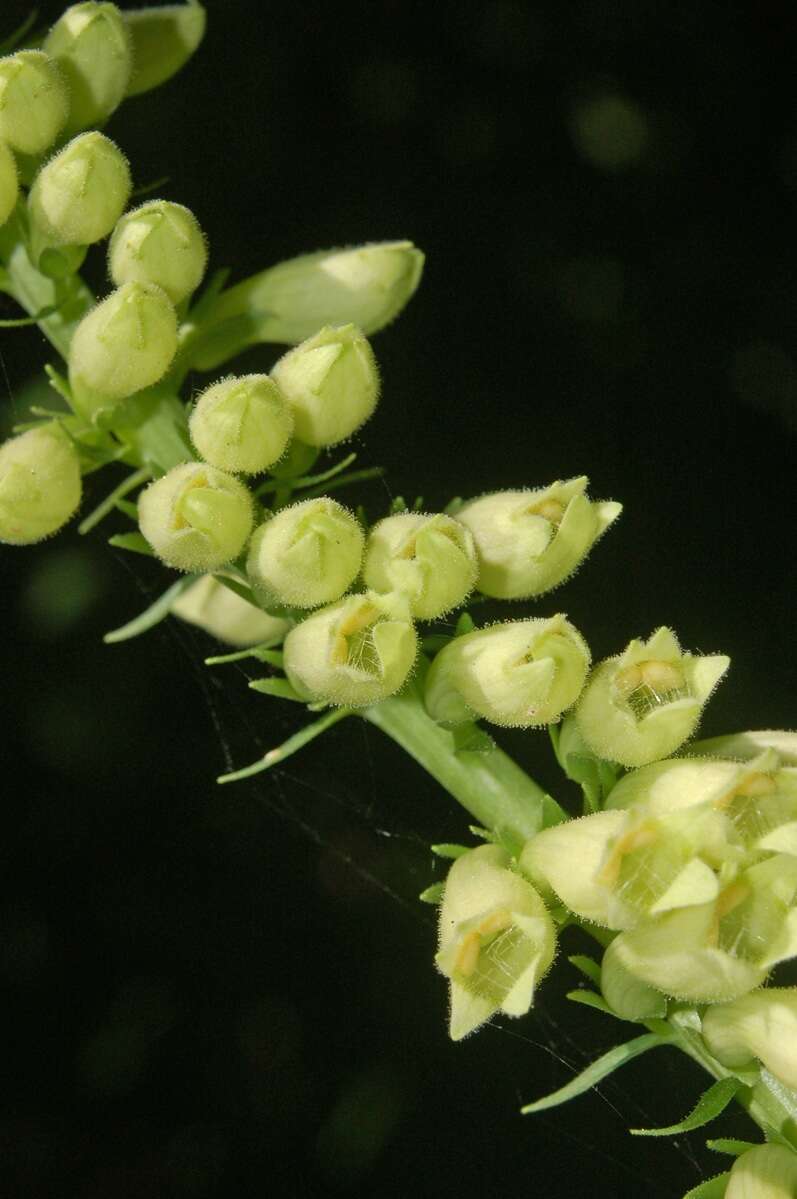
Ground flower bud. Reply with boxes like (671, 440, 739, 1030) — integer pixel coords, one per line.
(702, 989, 797, 1090)
(0, 51, 69, 156)
(189, 374, 293, 475)
(247, 497, 364, 609)
(138, 462, 253, 572)
(0, 138, 18, 228)
(28, 132, 131, 250)
(457, 477, 621, 600)
(436, 844, 556, 1040)
(171, 574, 289, 647)
(362, 512, 477, 620)
(108, 200, 207, 304)
(425, 615, 590, 728)
(123, 1, 206, 97)
(44, 2, 132, 135)
(575, 626, 730, 768)
(283, 590, 417, 707)
(725, 1145, 797, 1199)
(69, 282, 178, 416)
(0, 423, 81, 544)
(270, 324, 379, 447)
(600, 936, 666, 1021)
(189, 241, 424, 369)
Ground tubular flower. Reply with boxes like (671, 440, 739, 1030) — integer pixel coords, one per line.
(456, 476, 621, 600)
(138, 463, 253, 572)
(424, 615, 590, 728)
(575, 626, 730, 767)
(362, 512, 478, 620)
(436, 845, 556, 1041)
(283, 590, 417, 707)
(171, 575, 289, 648)
(0, 424, 81, 545)
(189, 374, 293, 476)
(247, 497, 364, 609)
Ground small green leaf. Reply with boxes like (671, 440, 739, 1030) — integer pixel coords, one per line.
(630, 1077, 742, 1138)
(114, 499, 139, 520)
(301, 465, 384, 501)
(390, 496, 408, 514)
(431, 843, 470, 860)
(254, 452, 357, 498)
(521, 1033, 668, 1114)
(108, 531, 154, 557)
(79, 466, 150, 534)
(681, 1174, 731, 1199)
(707, 1138, 758, 1157)
(569, 954, 602, 985)
(419, 883, 445, 905)
(248, 677, 303, 702)
(104, 575, 197, 643)
(217, 707, 353, 784)
(453, 724, 495, 754)
(455, 611, 476, 636)
(205, 635, 288, 665)
(566, 990, 616, 1017)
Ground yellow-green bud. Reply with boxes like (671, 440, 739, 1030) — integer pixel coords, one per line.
(171, 574, 289, 647)
(599, 936, 666, 1021)
(725, 1145, 797, 1199)
(520, 809, 628, 925)
(69, 282, 178, 416)
(270, 324, 379, 447)
(457, 476, 622, 600)
(283, 590, 417, 707)
(702, 989, 797, 1091)
(425, 615, 590, 728)
(138, 463, 253, 572)
(189, 374, 293, 475)
(28, 132, 131, 249)
(0, 423, 81, 544)
(247, 498, 364, 609)
(436, 844, 556, 1041)
(123, 1, 206, 98)
(362, 512, 477, 620)
(0, 51, 68, 156)
(108, 200, 208, 304)
(0, 138, 18, 228)
(44, 2, 132, 135)
(575, 627, 730, 767)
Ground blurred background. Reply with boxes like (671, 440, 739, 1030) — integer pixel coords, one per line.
(2, 0, 797, 1194)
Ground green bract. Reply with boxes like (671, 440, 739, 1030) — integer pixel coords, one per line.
(575, 627, 730, 767)
(109, 200, 208, 304)
(189, 375, 293, 475)
(362, 512, 477, 620)
(0, 138, 18, 228)
(425, 615, 590, 728)
(123, 1, 206, 97)
(457, 476, 621, 600)
(436, 845, 556, 1041)
(69, 282, 178, 416)
(270, 324, 379, 448)
(0, 51, 69, 156)
(247, 497, 364, 609)
(725, 1145, 797, 1199)
(28, 132, 131, 250)
(702, 988, 797, 1091)
(44, 2, 132, 135)
(283, 590, 417, 707)
(171, 575, 289, 648)
(0, 424, 81, 545)
(138, 463, 253, 572)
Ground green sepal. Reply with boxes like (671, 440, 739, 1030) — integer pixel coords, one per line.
(205, 635, 289, 665)
(217, 707, 353, 783)
(431, 843, 471, 860)
(568, 954, 602, 985)
(419, 883, 445, 905)
(521, 1031, 669, 1114)
(453, 724, 495, 754)
(682, 1175, 732, 1199)
(630, 1076, 742, 1137)
(707, 1139, 759, 1157)
(123, 1, 206, 97)
(248, 677, 304, 703)
(565, 989, 616, 1017)
(108, 530, 153, 556)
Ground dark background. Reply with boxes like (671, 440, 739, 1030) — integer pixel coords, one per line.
(2, 0, 797, 1195)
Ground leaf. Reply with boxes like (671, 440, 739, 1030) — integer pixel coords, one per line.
(79, 467, 150, 534)
(566, 990, 616, 1017)
(520, 1033, 668, 1114)
(419, 883, 445, 905)
(108, 532, 154, 557)
(217, 707, 353, 783)
(706, 1138, 758, 1157)
(681, 1174, 731, 1199)
(254, 452, 357, 498)
(205, 635, 288, 665)
(248, 677, 303, 703)
(453, 724, 495, 754)
(569, 954, 602, 985)
(630, 1077, 742, 1138)
(103, 576, 197, 643)
(114, 499, 139, 520)
(430, 843, 470, 860)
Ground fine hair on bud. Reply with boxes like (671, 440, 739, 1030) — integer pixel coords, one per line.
(189, 375, 293, 476)
(44, 2, 133, 135)
(0, 423, 82, 544)
(0, 51, 69, 156)
(457, 476, 622, 600)
(270, 324, 380, 447)
(109, 200, 208, 305)
(247, 497, 364, 609)
(283, 590, 417, 707)
(362, 511, 478, 620)
(28, 132, 132, 250)
(0, 139, 18, 228)
(138, 463, 254, 572)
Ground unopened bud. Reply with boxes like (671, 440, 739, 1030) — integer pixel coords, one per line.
(109, 200, 207, 304)
(0, 138, 18, 228)
(123, 1, 206, 98)
(457, 476, 621, 600)
(69, 282, 178, 416)
(189, 374, 292, 475)
(271, 324, 379, 447)
(138, 462, 253, 572)
(600, 936, 666, 1020)
(28, 132, 131, 250)
(702, 989, 797, 1091)
(362, 512, 477, 620)
(283, 590, 417, 707)
(436, 844, 556, 1040)
(171, 574, 289, 647)
(0, 51, 68, 156)
(0, 423, 81, 544)
(44, 2, 132, 135)
(247, 497, 363, 609)
(575, 627, 730, 767)
(725, 1144, 797, 1199)
(425, 615, 590, 728)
